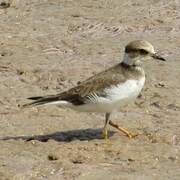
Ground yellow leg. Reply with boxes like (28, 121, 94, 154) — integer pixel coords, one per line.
(102, 113, 111, 140)
(109, 120, 138, 139)
(102, 127, 108, 140)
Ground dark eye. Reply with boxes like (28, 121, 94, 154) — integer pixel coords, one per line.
(125, 48, 136, 53)
(139, 49, 148, 55)
(125, 48, 130, 53)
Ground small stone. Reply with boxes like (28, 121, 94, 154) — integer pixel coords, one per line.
(172, 135, 178, 145)
(0, 1, 10, 9)
(128, 158, 135, 162)
(31, 140, 36, 145)
(168, 156, 177, 161)
(150, 101, 161, 109)
(155, 82, 166, 88)
(71, 14, 80, 18)
(50, 169, 56, 174)
(48, 154, 58, 161)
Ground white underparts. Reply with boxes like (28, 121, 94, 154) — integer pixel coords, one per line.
(74, 77, 145, 112)
(42, 77, 145, 113)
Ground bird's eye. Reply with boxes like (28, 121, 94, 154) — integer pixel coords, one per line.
(125, 48, 130, 53)
(139, 49, 148, 55)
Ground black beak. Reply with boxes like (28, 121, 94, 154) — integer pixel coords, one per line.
(151, 53, 166, 61)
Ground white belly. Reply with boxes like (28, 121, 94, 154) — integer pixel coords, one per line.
(72, 77, 145, 113)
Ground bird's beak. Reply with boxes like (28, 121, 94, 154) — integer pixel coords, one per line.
(151, 53, 166, 61)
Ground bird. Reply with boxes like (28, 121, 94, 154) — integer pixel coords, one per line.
(22, 40, 166, 139)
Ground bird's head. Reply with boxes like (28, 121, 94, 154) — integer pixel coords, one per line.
(123, 40, 166, 66)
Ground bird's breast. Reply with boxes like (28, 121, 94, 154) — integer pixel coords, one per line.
(105, 76, 145, 103)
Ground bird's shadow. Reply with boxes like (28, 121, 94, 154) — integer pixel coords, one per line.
(0, 128, 115, 142)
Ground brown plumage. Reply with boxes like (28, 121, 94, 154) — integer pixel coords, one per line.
(125, 40, 155, 53)
(22, 62, 144, 108)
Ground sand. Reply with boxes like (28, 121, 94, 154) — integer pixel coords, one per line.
(0, 0, 180, 179)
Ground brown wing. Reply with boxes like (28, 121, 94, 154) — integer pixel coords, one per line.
(22, 64, 128, 107)
(73, 64, 126, 96)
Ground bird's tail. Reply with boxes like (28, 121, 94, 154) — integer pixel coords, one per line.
(21, 95, 63, 108)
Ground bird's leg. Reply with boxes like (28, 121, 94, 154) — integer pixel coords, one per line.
(109, 120, 138, 139)
(102, 113, 111, 140)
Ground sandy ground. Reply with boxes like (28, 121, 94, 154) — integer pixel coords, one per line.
(0, 0, 180, 179)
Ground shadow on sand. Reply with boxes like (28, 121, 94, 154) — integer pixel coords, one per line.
(0, 128, 115, 142)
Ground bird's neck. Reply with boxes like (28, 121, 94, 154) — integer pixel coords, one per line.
(120, 62, 143, 72)
(120, 61, 145, 78)
(122, 53, 142, 67)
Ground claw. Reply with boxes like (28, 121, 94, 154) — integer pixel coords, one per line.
(126, 132, 138, 139)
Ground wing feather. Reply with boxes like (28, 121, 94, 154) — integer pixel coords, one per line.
(22, 64, 134, 108)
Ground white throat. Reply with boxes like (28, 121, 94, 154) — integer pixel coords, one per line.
(122, 53, 142, 66)
(123, 53, 134, 65)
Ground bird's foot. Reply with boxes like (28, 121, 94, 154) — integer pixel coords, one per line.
(125, 132, 138, 139)
(109, 120, 138, 139)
